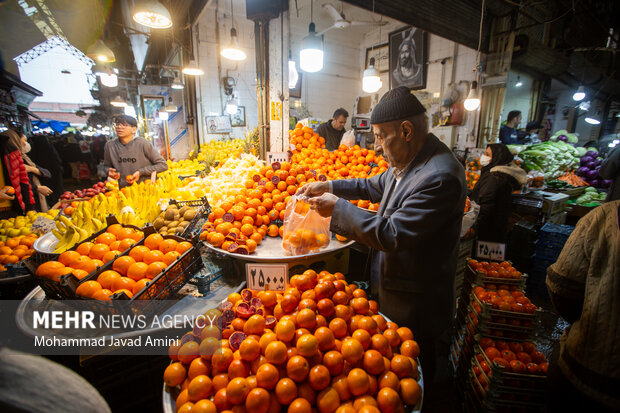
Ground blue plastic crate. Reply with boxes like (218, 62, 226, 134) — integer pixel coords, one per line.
(535, 223, 574, 261)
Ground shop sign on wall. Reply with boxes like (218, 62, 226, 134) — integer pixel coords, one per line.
(270, 101, 282, 121)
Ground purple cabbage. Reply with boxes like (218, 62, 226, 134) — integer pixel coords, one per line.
(557, 135, 568, 142)
(586, 161, 597, 169)
(590, 179, 600, 187)
(586, 169, 599, 180)
(580, 156, 593, 166)
(585, 150, 598, 158)
(601, 179, 612, 188)
(593, 158, 603, 167)
(577, 166, 590, 176)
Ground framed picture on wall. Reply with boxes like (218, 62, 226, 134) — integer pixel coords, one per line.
(289, 72, 302, 98)
(365, 43, 389, 73)
(389, 26, 427, 90)
(206, 115, 232, 133)
(231, 106, 246, 127)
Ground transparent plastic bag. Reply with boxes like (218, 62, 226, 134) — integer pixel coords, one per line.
(281, 196, 332, 255)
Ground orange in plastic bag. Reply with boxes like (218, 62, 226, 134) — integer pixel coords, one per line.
(281, 196, 332, 255)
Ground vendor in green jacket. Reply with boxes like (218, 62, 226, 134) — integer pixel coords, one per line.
(298, 87, 466, 407)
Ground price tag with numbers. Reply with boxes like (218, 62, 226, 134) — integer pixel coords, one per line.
(476, 241, 506, 261)
(245, 263, 288, 292)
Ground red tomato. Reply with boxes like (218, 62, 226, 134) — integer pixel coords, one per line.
(492, 357, 511, 372)
(484, 347, 501, 360)
(517, 352, 532, 364)
(526, 363, 540, 375)
(509, 359, 526, 374)
(502, 350, 516, 361)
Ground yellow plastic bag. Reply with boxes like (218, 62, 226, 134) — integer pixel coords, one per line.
(281, 196, 331, 255)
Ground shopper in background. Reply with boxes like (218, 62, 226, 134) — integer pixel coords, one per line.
(316, 108, 349, 151)
(29, 133, 64, 206)
(104, 115, 168, 187)
(0, 130, 35, 216)
(298, 87, 466, 411)
(599, 145, 620, 201)
(524, 120, 542, 143)
(499, 110, 522, 145)
(7, 129, 52, 211)
(546, 200, 620, 412)
(469, 143, 526, 243)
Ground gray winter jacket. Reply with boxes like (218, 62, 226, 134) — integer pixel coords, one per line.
(329, 134, 466, 341)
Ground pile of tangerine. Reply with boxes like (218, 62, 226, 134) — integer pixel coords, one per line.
(0, 234, 37, 270)
(35, 224, 143, 283)
(74, 233, 193, 300)
(200, 161, 317, 254)
(164, 270, 422, 413)
(289, 124, 326, 152)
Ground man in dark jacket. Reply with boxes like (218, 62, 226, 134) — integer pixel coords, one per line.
(298, 87, 466, 406)
(599, 146, 619, 201)
(316, 108, 348, 151)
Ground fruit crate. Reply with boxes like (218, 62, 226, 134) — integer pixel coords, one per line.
(464, 307, 535, 342)
(469, 347, 546, 411)
(168, 197, 211, 239)
(464, 261, 527, 291)
(468, 366, 545, 412)
(25, 217, 143, 300)
(474, 344, 547, 389)
(468, 303, 538, 341)
(67, 226, 203, 317)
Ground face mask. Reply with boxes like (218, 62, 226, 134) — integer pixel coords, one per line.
(23, 142, 32, 153)
(480, 154, 491, 166)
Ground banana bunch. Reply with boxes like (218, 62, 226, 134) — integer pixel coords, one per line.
(52, 215, 90, 253)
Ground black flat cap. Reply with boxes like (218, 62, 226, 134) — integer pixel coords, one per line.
(370, 86, 426, 124)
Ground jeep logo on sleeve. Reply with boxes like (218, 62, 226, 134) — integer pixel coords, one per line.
(119, 157, 137, 163)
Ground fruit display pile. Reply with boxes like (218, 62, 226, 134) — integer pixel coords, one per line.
(0, 234, 38, 271)
(36, 224, 145, 283)
(59, 181, 108, 201)
(200, 138, 389, 255)
(164, 270, 422, 413)
(0, 209, 56, 241)
(171, 154, 263, 206)
(53, 180, 177, 253)
(467, 259, 524, 282)
(77, 233, 192, 300)
(153, 205, 199, 236)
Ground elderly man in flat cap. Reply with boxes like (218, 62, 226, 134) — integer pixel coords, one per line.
(298, 86, 466, 399)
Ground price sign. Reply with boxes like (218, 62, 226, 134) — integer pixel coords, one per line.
(267, 152, 290, 164)
(476, 241, 506, 261)
(246, 263, 288, 292)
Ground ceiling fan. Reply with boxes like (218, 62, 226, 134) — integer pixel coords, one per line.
(317, 3, 387, 36)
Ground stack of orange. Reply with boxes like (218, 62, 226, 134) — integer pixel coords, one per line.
(291, 144, 388, 181)
(0, 234, 37, 271)
(164, 270, 422, 413)
(200, 161, 312, 254)
(74, 233, 192, 301)
(35, 224, 144, 286)
(289, 124, 326, 152)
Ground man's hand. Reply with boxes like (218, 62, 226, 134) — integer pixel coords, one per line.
(0, 187, 15, 201)
(37, 185, 52, 196)
(126, 171, 140, 184)
(108, 168, 121, 180)
(296, 181, 330, 200)
(308, 193, 339, 217)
